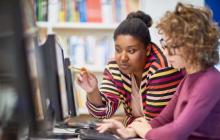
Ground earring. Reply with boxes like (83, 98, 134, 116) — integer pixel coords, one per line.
(146, 46, 151, 56)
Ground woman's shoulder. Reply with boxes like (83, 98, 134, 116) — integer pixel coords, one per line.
(185, 67, 220, 102)
(148, 42, 170, 69)
(106, 59, 119, 69)
(147, 66, 185, 80)
(104, 59, 122, 76)
(202, 66, 220, 82)
(190, 67, 220, 89)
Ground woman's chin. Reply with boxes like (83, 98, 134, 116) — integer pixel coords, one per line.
(119, 68, 131, 74)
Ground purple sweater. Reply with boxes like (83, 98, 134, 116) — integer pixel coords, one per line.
(145, 67, 220, 140)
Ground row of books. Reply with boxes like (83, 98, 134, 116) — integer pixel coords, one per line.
(35, 0, 140, 23)
(58, 35, 115, 70)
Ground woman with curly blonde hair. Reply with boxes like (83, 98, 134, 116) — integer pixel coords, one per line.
(120, 2, 220, 140)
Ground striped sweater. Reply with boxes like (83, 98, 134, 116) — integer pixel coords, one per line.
(86, 43, 185, 126)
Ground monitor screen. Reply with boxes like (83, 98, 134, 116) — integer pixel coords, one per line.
(64, 58, 77, 117)
(37, 34, 73, 123)
(55, 40, 69, 119)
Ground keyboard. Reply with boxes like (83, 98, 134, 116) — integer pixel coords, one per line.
(55, 120, 101, 129)
(79, 128, 118, 140)
(55, 122, 91, 129)
(31, 131, 78, 139)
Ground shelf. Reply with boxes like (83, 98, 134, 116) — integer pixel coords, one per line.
(36, 22, 50, 28)
(37, 22, 118, 30)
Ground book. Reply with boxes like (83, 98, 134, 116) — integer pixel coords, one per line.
(86, 0, 102, 22)
(36, 0, 48, 21)
(77, 0, 87, 22)
(101, 0, 113, 23)
(48, 0, 59, 23)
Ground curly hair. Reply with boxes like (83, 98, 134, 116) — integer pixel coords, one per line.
(157, 3, 220, 70)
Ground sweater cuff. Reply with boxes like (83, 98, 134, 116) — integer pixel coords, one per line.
(149, 119, 157, 128)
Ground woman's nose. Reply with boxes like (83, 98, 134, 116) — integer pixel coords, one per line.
(121, 52, 129, 62)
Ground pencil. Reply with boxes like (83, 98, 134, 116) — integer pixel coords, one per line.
(68, 66, 87, 72)
(68, 66, 81, 72)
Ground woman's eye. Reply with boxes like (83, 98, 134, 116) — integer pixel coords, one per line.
(128, 49, 135, 54)
(115, 48, 121, 53)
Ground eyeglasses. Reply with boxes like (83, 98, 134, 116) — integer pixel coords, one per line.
(160, 39, 177, 56)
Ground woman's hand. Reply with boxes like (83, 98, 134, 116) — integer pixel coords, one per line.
(76, 68, 103, 106)
(128, 117, 152, 138)
(76, 68, 98, 93)
(96, 119, 125, 134)
(116, 127, 137, 139)
(97, 119, 137, 139)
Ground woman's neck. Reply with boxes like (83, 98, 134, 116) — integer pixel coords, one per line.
(185, 64, 203, 74)
(133, 71, 143, 87)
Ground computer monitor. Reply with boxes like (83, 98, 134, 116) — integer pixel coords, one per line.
(64, 58, 77, 117)
(0, 0, 40, 139)
(55, 38, 70, 119)
(38, 34, 71, 123)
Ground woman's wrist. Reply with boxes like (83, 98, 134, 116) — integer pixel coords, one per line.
(87, 87, 103, 106)
(87, 86, 99, 95)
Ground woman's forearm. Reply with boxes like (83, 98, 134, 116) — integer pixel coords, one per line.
(87, 87, 104, 106)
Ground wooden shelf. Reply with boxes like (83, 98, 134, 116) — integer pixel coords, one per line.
(36, 21, 50, 28)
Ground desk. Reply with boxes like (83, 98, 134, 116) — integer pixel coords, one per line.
(65, 115, 144, 140)
(31, 115, 144, 140)
(31, 138, 79, 140)
(66, 114, 125, 125)
(66, 114, 95, 125)
(30, 127, 79, 140)
(29, 115, 93, 140)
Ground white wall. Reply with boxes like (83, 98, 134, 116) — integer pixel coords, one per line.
(140, 0, 204, 46)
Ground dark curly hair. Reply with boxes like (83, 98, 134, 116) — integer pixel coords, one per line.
(157, 3, 220, 70)
(113, 10, 152, 46)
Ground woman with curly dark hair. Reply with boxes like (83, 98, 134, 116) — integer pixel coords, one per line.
(122, 3, 220, 140)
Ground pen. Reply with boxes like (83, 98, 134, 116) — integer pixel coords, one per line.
(68, 66, 87, 72)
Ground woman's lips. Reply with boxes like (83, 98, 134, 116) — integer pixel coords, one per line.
(120, 64, 130, 69)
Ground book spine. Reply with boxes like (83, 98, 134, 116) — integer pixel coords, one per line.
(77, 0, 87, 22)
(86, 0, 102, 23)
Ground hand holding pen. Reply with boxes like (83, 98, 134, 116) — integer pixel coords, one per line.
(69, 66, 98, 94)
(69, 66, 104, 107)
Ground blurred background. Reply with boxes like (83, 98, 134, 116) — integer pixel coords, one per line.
(0, 0, 219, 139)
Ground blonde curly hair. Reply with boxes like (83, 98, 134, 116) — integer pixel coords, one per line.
(157, 2, 220, 70)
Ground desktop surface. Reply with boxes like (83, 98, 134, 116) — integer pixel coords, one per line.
(79, 128, 118, 140)
(30, 115, 146, 140)
(31, 132, 79, 140)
